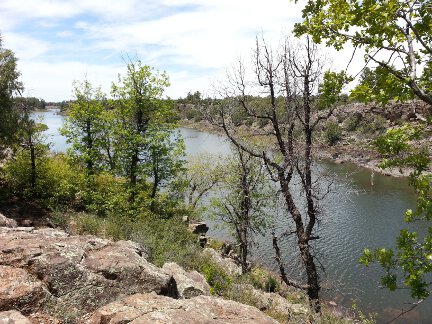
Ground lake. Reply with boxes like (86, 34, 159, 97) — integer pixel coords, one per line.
(33, 108, 431, 323)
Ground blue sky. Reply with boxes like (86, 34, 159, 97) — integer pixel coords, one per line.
(0, 0, 358, 101)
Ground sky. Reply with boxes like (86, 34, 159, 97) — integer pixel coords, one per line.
(0, 0, 362, 102)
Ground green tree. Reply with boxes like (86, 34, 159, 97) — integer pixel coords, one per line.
(351, 66, 415, 104)
(360, 125, 432, 302)
(294, 0, 432, 108)
(111, 60, 184, 203)
(61, 80, 110, 176)
(182, 153, 225, 212)
(294, 0, 432, 310)
(0, 35, 23, 154)
(210, 147, 275, 274)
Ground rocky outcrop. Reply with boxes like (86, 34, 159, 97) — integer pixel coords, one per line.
(0, 213, 17, 228)
(0, 215, 285, 323)
(188, 222, 209, 235)
(162, 262, 210, 299)
(84, 293, 278, 324)
(203, 248, 242, 277)
(0, 310, 32, 324)
(0, 226, 174, 318)
(232, 284, 310, 316)
(0, 265, 49, 314)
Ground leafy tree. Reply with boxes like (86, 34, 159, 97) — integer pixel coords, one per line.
(0, 35, 23, 153)
(111, 60, 184, 203)
(145, 126, 185, 200)
(61, 80, 110, 176)
(351, 66, 415, 104)
(210, 147, 275, 274)
(360, 125, 432, 302)
(294, 0, 432, 309)
(182, 152, 225, 212)
(294, 0, 432, 108)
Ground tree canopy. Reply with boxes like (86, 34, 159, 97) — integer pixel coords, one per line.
(0, 35, 23, 149)
(294, 0, 432, 107)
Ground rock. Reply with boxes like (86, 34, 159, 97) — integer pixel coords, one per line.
(233, 284, 310, 316)
(0, 214, 17, 228)
(21, 219, 34, 227)
(198, 235, 207, 247)
(188, 222, 209, 235)
(84, 293, 278, 324)
(221, 242, 234, 256)
(182, 215, 189, 223)
(0, 310, 32, 324)
(203, 248, 241, 277)
(328, 300, 337, 307)
(0, 227, 175, 317)
(162, 262, 210, 299)
(0, 266, 49, 314)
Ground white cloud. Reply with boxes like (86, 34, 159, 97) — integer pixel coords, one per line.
(0, 0, 364, 101)
(2, 32, 50, 60)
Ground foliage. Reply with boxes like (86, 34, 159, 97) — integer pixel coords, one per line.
(3, 153, 85, 209)
(294, 0, 432, 107)
(358, 114, 388, 136)
(111, 60, 184, 202)
(13, 97, 46, 111)
(61, 80, 111, 175)
(209, 148, 275, 273)
(360, 123, 432, 300)
(324, 121, 343, 145)
(0, 36, 24, 151)
(180, 152, 226, 214)
(343, 113, 362, 132)
(200, 259, 232, 295)
(351, 67, 414, 105)
(318, 71, 353, 109)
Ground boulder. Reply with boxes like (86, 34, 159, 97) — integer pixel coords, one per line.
(188, 222, 209, 235)
(84, 293, 278, 324)
(0, 266, 49, 314)
(0, 310, 32, 324)
(231, 284, 310, 316)
(203, 248, 241, 277)
(0, 213, 17, 228)
(162, 262, 210, 299)
(0, 227, 175, 317)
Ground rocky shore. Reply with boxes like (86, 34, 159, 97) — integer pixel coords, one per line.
(180, 100, 432, 178)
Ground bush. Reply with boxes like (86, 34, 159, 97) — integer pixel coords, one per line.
(359, 114, 388, 135)
(128, 214, 200, 267)
(325, 121, 343, 145)
(200, 259, 232, 295)
(344, 113, 362, 131)
(3, 152, 85, 209)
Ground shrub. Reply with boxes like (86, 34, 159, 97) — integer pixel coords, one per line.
(325, 121, 343, 145)
(3, 152, 85, 209)
(200, 259, 232, 295)
(359, 114, 388, 135)
(344, 113, 362, 131)
(75, 213, 103, 235)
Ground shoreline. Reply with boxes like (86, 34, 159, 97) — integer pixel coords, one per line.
(179, 119, 411, 178)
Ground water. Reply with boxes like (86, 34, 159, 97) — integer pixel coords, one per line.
(34, 109, 431, 323)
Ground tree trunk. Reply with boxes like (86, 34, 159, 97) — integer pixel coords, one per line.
(29, 136, 36, 190)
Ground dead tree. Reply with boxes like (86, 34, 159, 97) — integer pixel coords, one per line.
(209, 36, 347, 313)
